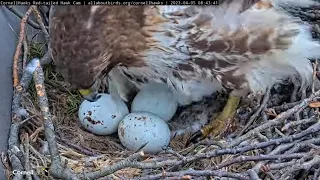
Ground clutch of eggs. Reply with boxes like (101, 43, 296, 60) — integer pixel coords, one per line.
(78, 93, 129, 135)
(78, 82, 177, 153)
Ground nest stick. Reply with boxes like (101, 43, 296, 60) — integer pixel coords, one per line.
(57, 137, 98, 156)
(5, 5, 44, 30)
(12, 6, 33, 87)
(22, 34, 28, 70)
(253, 137, 320, 175)
(237, 88, 271, 137)
(280, 155, 320, 179)
(7, 119, 31, 179)
(32, 59, 78, 179)
(9, 5, 52, 178)
(30, 6, 50, 40)
(281, 116, 318, 131)
(39, 6, 49, 25)
(313, 167, 320, 180)
(312, 59, 318, 93)
(23, 134, 32, 180)
(271, 101, 301, 112)
(11, 52, 50, 123)
(247, 169, 260, 180)
(285, 137, 320, 154)
(229, 89, 320, 147)
(9, 49, 43, 177)
(80, 151, 145, 179)
(80, 122, 319, 179)
(132, 169, 250, 180)
(212, 153, 311, 170)
(268, 152, 314, 171)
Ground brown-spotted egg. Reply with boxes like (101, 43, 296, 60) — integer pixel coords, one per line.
(78, 93, 129, 135)
(118, 112, 171, 154)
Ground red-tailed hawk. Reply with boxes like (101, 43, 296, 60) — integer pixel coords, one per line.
(49, 0, 320, 144)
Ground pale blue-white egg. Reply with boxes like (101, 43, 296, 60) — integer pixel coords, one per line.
(118, 112, 171, 154)
(131, 83, 178, 122)
(78, 93, 129, 135)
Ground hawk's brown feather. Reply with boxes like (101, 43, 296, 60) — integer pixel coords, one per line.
(182, 7, 302, 91)
(50, 6, 148, 89)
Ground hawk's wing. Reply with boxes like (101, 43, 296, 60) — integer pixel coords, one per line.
(173, 0, 320, 90)
(118, 0, 320, 105)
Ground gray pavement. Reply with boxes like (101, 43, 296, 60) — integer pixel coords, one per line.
(0, 6, 45, 178)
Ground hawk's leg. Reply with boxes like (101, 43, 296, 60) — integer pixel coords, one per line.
(187, 95, 241, 145)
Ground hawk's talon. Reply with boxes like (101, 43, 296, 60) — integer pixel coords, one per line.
(186, 95, 241, 147)
(185, 131, 205, 147)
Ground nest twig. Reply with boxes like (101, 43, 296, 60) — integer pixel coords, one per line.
(12, 6, 33, 88)
(33, 59, 78, 179)
(5, 6, 47, 30)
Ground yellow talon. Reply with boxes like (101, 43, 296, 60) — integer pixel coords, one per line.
(186, 95, 241, 146)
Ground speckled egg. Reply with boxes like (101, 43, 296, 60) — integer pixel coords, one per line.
(118, 112, 171, 154)
(131, 83, 178, 122)
(78, 93, 129, 135)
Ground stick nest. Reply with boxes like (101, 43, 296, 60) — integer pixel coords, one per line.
(3, 5, 320, 180)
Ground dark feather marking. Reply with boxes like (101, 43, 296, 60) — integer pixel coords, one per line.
(194, 58, 217, 70)
(231, 32, 249, 54)
(142, 77, 149, 83)
(122, 70, 134, 80)
(221, 70, 247, 89)
(279, 29, 300, 38)
(205, 40, 228, 53)
(190, 57, 236, 76)
(178, 63, 194, 72)
(250, 33, 271, 54)
(135, 78, 144, 83)
(160, 77, 167, 83)
(275, 29, 300, 49)
(172, 71, 183, 80)
(217, 59, 234, 68)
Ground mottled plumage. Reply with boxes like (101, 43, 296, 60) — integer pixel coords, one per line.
(50, 0, 320, 141)
(50, 1, 320, 103)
